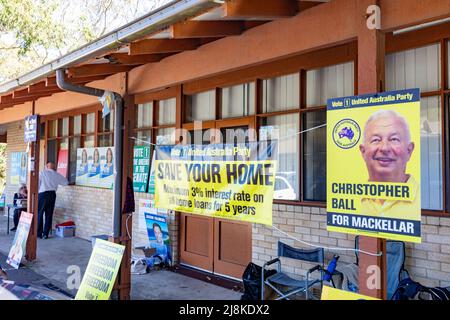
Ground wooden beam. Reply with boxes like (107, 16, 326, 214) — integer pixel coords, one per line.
(223, 0, 297, 19)
(1, 93, 53, 106)
(129, 39, 200, 55)
(15, 87, 62, 99)
(28, 81, 52, 93)
(386, 21, 450, 53)
(298, 0, 328, 11)
(45, 75, 109, 87)
(170, 21, 243, 38)
(105, 53, 167, 65)
(67, 64, 133, 78)
(357, 0, 387, 300)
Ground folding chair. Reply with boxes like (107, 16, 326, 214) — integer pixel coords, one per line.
(354, 236, 409, 299)
(261, 241, 326, 300)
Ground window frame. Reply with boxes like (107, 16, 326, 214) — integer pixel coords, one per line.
(385, 29, 450, 216)
(41, 104, 112, 185)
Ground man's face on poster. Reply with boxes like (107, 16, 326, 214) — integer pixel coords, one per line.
(359, 112, 414, 183)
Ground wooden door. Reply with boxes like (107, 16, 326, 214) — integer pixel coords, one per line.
(213, 118, 254, 279)
(179, 118, 254, 279)
(180, 213, 214, 272)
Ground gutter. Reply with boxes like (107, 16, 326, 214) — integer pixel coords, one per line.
(0, 0, 219, 94)
(56, 69, 123, 238)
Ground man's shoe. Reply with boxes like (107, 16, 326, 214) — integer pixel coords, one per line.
(10, 227, 17, 232)
(42, 235, 48, 239)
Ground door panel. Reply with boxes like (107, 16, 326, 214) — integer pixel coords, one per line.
(180, 213, 214, 272)
(214, 219, 252, 279)
(179, 119, 254, 279)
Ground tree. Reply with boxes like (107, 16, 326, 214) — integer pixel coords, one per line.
(0, 0, 170, 82)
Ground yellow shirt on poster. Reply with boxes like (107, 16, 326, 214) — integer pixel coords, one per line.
(361, 175, 419, 219)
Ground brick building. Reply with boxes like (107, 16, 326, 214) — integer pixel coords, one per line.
(0, 0, 450, 299)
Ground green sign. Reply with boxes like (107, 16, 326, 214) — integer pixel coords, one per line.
(147, 153, 156, 195)
(132, 146, 150, 193)
(75, 239, 125, 300)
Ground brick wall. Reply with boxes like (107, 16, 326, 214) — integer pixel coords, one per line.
(53, 186, 113, 240)
(252, 204, 450, 288)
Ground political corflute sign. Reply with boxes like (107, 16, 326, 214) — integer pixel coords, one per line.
(75, 239, 124, 300)
(327, 89, 421, 243)
(7, 212, 33, 269)
(154, 141, 277, 226)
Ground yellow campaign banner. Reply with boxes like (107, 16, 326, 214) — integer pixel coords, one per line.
(75, 239, 125, 300)
(154, 142, 277, 226)
(321, 286, 379, 300)
(327, 89, 421, 243)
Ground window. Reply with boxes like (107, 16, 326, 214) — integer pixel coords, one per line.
(136, 102, 153, 128)
(448, 41, 450, 89)
(307, 62, 354, 107)
(135, 102, 152, 146)
(69, 136, 81, 183)
(303, 111, 326, 201)
(98, 109, 114, 147)
(74, 115, 82, 135)
(386, 43, 444, 211)
(134, 97, 177, 193)
(386, 43, 441, 92)
(86, 113, 95, 133)
(304, 62, 354, 201)
(222, 82, 255, 118)
(420, 96, 443, 210)
(157, 127, 176, 145)
(48, 120, 58, 138)
(44, 107, 115, 185)
(263, 73, 299, 113)
(158, 98, 176, 125)
(260, 114, 299, 200)
(186, 90, 216, 122)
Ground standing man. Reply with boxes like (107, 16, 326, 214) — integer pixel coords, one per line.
(38, 161, 68, 239)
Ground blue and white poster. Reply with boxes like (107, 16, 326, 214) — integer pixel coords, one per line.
(75, 147, 114, 189)
(138, 199, 171, 266)
(10, 152, 27, 185)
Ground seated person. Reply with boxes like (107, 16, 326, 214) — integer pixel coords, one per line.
(11, 184, 27, 232)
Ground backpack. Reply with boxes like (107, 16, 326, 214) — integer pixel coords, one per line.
(393, 276, 450, 300)
(392, 276, 422, 300)
(418, 287, 450, 300)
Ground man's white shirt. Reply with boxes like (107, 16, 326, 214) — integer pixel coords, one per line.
(39, 168, 69, 193)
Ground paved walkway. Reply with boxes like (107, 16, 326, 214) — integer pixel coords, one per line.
(0, 214, 241, 300)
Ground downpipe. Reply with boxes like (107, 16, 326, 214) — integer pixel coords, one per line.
(56, 69, 123, 238)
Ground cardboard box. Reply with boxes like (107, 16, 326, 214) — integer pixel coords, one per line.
(91, 234, 109, 248)
(134, 246, 156, 257)
(55, 225, 75, 238)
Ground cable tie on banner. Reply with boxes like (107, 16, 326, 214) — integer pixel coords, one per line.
(271, 225, 383, 257)
(130, 137, 157, 146)
(277, 123, 327, 141)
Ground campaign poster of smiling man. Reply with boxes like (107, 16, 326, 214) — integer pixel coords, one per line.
(326, 89, 421, 243)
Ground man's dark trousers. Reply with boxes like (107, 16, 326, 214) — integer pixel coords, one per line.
(37, 191, 56, 237)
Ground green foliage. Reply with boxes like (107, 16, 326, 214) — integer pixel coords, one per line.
(0, 0, 65, 55)
(0, 0, 170, 82)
